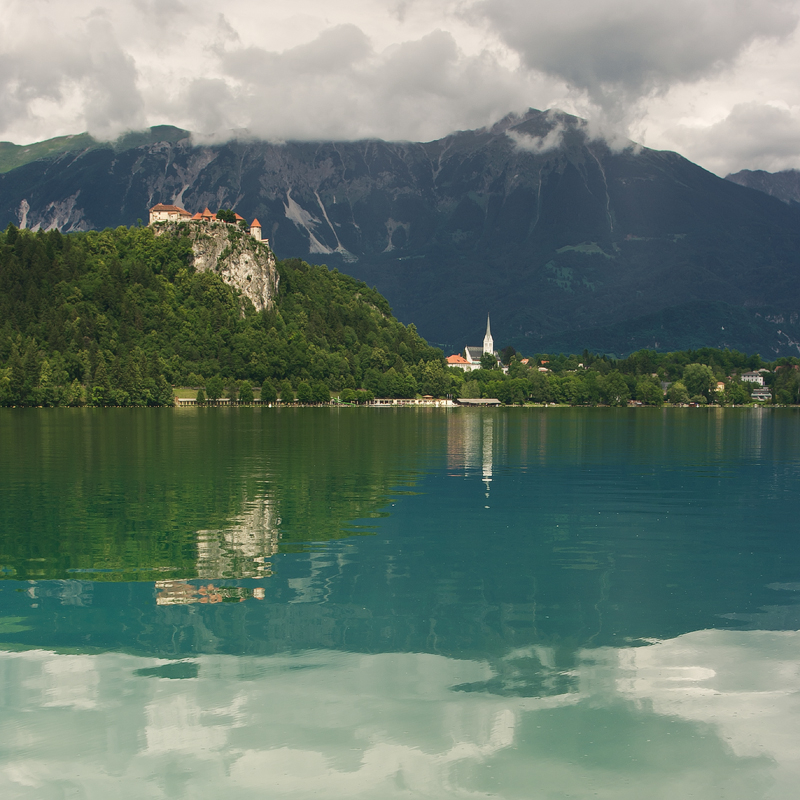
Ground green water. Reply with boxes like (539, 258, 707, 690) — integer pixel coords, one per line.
(1, 407, 799, 798)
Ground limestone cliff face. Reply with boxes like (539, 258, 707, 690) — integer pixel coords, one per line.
(156, 221, 278, 312)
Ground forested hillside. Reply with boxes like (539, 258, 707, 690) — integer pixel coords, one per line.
(0, 223, 445, 406)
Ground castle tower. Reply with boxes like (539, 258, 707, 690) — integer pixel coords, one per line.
(483, 314, 493, 355)
(250, 218, 262, 241)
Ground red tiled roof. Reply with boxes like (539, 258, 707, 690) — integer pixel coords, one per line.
(446, 354, 469, 364)
(191, 212, 202, 220)
(250, 218, 262, 227)
(202, 207, 215, 219)
(235, 213, 245, 221)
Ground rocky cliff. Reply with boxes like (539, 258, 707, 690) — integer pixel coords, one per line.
(154, 221, 278, 313)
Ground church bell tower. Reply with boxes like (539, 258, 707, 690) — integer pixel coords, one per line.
(483, 314, 493, 355)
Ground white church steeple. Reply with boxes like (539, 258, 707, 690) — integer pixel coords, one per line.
(482, 314, 493, 355)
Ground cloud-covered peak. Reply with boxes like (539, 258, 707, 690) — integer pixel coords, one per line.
(2, 0, 800, 174)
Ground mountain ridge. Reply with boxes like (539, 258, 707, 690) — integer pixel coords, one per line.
(725, 168, 800, 207)
(3, 110, 800, 356)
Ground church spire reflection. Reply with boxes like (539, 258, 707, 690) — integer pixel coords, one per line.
(447, 411, 497, 498)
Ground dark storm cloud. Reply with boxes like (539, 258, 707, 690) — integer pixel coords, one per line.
(197, 25, 534, 142)
(472, 0, 799, 123)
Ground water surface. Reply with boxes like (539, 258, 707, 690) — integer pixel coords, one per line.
(1, 407, 799, 798)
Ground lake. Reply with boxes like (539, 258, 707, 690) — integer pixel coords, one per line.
(1, 407, 799, 798)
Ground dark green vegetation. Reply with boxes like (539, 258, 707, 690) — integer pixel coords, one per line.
(3, 112, 800, 355)
(2, 221, 797, 408)
(455, 347, 800, 406)
(0, 223, 443, 406)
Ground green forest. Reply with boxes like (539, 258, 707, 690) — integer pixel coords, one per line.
(0, 223, 444, 406)
(1, 222, 799, 407)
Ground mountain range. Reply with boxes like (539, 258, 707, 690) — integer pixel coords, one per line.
(725, 168, 800, 208)
(2, 111, 800, 357)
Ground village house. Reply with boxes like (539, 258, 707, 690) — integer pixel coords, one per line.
(148, 204, 265, 243)
(741, 371, 765, 386)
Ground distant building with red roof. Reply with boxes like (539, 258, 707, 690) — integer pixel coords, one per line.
(149, 203, 191, 223)
(149, 204, 268, 244)
(446, 354, 469, 366)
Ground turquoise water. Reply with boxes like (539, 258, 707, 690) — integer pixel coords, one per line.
(1, 407, 799, 798)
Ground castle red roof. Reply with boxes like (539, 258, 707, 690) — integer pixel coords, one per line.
(250, 218, 262, 228)
(150, 203, 189, 215)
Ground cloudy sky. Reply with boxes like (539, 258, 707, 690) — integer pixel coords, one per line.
(2, 0, 800, 175)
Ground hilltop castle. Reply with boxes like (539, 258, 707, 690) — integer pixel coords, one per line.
(149, 204, 265, 243)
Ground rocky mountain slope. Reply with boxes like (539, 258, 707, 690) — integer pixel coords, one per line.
(725, 168, 800, 208)
(3, 111, 800, 356)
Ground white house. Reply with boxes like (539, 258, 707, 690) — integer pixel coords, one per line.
(741, 371, 765, 386)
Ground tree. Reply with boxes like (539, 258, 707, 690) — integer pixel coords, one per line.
(667, 381, 690, 404)
(500, 346, 516, 365)
(724, 381, 750, 405)
(65, 379, 85, 407)
(601, 371, 630, 406)
(196, 388, 206, 404)
(279, 379, 295, 403)
(480, 352, 498, 370)
(261, 379, 277, 404)
(339, 388, 356, 403)
(226, 381, 239, 402)
(462, 379, 481, 399)
(683, 363, 715, 401)
(311, 380, 330, 404)
(216, 208, 236, 224)
(155, 376, 175, 406)
(636, 376, 663, 406)
(206, 375, 224, 402)
(91, 353, 113, 406)
(297, 381, 313, 404)
(417, 359, 451, 397)
(239, 380, 254, 403)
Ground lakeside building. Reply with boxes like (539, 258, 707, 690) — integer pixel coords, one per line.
(741, 371, 765, 386)
(446, 315, 506, 373)
(149, 204, 265, 243)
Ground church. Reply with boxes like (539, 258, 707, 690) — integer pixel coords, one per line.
(446, 316, 504, 372)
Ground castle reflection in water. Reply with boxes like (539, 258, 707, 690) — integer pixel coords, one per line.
(157, 410, 505, 605)
(155, 497, 279, 604)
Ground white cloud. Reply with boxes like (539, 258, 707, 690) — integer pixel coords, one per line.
(665, 102, 800, 175)
(507, 120, 567, 154)
(2, 0, 800, 173)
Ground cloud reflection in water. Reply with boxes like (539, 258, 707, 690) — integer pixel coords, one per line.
(1, 628, 798, 798)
